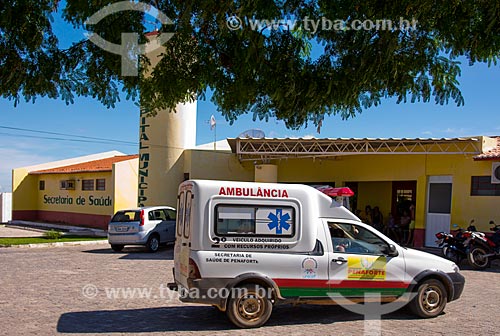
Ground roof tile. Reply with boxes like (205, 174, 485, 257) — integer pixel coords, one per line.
(30, 155, 138, 174)
(474, 137, 500, 160)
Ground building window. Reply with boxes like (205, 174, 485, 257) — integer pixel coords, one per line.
(96, 179, 106, 191)
(60, 180, 75, 190)
(471, 176, 500, 196)
(39, 180, 45, 191)
(82, 179, 94, 191)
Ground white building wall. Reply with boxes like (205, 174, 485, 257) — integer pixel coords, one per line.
(1, 192, 12, 222)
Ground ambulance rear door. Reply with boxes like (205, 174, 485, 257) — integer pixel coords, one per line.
(174, 182, 194, 289)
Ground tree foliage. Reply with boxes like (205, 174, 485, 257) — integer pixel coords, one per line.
(1, 0, 500, 128)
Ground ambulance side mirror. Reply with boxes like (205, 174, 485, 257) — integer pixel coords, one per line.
(383, 244, 398, 257)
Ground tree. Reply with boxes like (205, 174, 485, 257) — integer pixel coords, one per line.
(1, 1, 500, 129)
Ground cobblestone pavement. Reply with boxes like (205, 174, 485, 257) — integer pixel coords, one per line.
(0, 245, 498, 336)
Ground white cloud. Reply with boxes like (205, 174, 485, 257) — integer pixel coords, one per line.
(442, 127, 469, 136)
(421, 131, 433, 135)
(267, 130, 281, 138)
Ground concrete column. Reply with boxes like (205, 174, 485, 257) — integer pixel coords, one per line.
(138, 101, 197, 207)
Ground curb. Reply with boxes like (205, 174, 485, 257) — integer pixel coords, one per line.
(8, 220, 107, 236)
(0, 239, 109, 249)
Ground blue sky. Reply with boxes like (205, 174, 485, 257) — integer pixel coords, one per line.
(0, 6, 499, 192)
(1, 61, 499, 193)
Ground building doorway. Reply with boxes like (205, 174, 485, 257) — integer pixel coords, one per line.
(391, 181, 417, 219)
(425, 176, 453, 247)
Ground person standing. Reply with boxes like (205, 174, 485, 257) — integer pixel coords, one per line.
(386, 212, 399, 242)
(372, 206, 384, 232)
(363, 205, 373, 226)
(400, 209, 411, 246)
(406, 203, 416, 246)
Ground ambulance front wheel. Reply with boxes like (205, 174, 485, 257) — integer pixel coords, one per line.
(409, 279, 447, 318)
(226, 284, 272, 328)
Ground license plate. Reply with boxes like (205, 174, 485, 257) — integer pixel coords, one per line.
(115, 226, 129, 232)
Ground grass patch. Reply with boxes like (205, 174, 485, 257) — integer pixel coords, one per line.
(0, 235, 107, 246)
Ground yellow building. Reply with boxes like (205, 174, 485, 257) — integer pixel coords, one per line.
(12, 151, 138, 229)
(139, 131, 500, 248)
(11, 133, 500, 247)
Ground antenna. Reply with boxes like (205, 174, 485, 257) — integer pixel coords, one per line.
(238, 129, 266, 139)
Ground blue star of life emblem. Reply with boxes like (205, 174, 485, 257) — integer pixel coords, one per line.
(267, 209, 291, 234)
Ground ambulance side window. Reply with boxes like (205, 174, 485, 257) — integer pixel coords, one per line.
(216, 206, 255, 235)
(215, 205, 295, 237)
(176, 191, 185, 237)
(328, 222, 388, 255)
(183, 191, 192, 239)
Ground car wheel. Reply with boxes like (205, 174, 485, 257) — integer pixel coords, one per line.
(111, 244, 124, 252)
(146, 234, 160, 253)
(226, 284, 272, 328)
(409, 279, 447, 318)
(467, 246, 489, 270)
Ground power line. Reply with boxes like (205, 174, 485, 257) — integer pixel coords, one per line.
(0, 125, 138, 145)
(0, 132, 138, 146)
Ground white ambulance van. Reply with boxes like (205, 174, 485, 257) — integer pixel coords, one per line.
(168, 180, 464, 328)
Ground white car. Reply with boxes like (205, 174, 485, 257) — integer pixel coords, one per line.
(107, 206, 176, 252)
(169, 180, 465, 328)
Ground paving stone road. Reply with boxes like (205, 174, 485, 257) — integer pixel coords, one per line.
(0, 245, 498, 336)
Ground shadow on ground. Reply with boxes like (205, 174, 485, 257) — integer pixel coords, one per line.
(82, 246, 174, 260)
(57, 304, 418, 333)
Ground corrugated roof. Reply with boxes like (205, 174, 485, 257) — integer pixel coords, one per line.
(236, 136, 480, 141)
(30, 155, 138, 175)
(474, 137, 500, 160)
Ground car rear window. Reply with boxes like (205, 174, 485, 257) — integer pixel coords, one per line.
(112, 211, 140, 222)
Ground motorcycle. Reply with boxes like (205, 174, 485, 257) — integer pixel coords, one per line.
(466, 223, 500, 270)
(435, 231, 468, 264)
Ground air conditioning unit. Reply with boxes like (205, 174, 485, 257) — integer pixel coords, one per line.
(492, 162, 500, 184)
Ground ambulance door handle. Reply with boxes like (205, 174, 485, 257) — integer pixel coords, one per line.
(331, 257, 347, 264)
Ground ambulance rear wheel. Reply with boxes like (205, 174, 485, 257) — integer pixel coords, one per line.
(409, 279, 447, 318)
(226, 284, 272, 328)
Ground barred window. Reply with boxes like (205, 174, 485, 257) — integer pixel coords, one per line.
(60, 180, 75, 190)
(471, 176, 500, 196)
(39, 180, 45, 191)
(96, 179, 106, 191)
(82, 179, 94, 191)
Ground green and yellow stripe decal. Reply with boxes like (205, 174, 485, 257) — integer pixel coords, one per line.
(274, 279, 409, 298)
